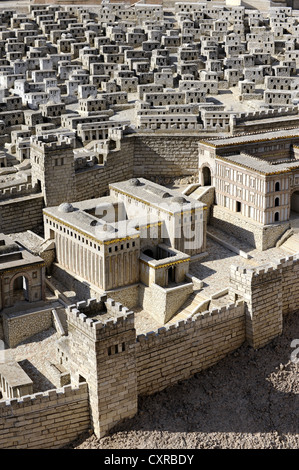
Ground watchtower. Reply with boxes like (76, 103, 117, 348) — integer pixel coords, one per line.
(58, 297, 138, 438)
(30, 134, 76, 207)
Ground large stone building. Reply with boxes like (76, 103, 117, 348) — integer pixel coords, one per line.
(199, 129, 299, 248)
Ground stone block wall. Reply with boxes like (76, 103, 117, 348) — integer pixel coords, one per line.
(229, 265, 282, 349)
(136, 301, 245, 396)
(64, 304, 138, 439)
(228, 255, 299, 349)
(0, 383, 90, 449)
(139, 281, 194, 324)
(74, 137, 134, 201)
(3, 308, 53, 348)
(211, 205, 290, 250)
(133, 134, 200, 178)
(0, 194, 44, 235)
(105, 283, 140, 309)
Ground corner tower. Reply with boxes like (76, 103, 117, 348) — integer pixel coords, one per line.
(30, 134, 76, 207)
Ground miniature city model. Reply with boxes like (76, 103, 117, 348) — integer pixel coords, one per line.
(0, 0, 298, 449)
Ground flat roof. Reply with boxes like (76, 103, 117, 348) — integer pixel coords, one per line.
(0, 361, 33, 388)
(201, 128, 299, 147)
(109, 178, 205, 214)
(218, 153, 299, 175)
(44, 196, 139, 243)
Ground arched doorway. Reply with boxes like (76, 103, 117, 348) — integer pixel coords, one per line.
(202, 166, 211, 186)
(12, 276, 29, 304)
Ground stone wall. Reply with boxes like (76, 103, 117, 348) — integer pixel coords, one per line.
(51, 263, 101, 300)
(75, 138, 134, 201)
(0, 383, 90, 449)
(133, 134, 200, 178)
(195, 187, 215, 223)
(64, 306, 138, 438)
(136, 301, 245, 396)
(139, 281, 194, 324)
(74, 134, 201, 201)
(3, 308, 54, 348)
(105, 283, 140, 309)
(0, 194, 44, 235)
(211, 205, 290, 250)
(229, 253, 299, 349)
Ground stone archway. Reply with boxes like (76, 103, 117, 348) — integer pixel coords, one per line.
(9, 273, 31, 306)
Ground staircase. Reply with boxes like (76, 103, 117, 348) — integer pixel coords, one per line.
(280, 233, 299, 255)
(168, 291, 210, 324)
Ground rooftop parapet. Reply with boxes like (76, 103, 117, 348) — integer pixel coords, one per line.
(66, 297, 135, 340)
(30, 133, 75, 152)
(230, 253, 299, 282)
(136, 300, 244, 345)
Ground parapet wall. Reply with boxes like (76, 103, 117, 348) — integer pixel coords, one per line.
(66, 298, 134, 342)
(0, 383, 90, 449)
(3, 307, 53, 348)
(0, 182, 40, 201)
(235, 106, 298, 123)
(136, 301, 245, 396)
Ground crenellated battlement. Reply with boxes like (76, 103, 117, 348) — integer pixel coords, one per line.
(0, 382, 88, 412)
(136, 300, 244, 344)
(30, 134, 74, 153)
(236, 106, 298, 123)
(230, 253, 299, 280)
(0, 181, 41, 200)
(66, 297, 135, 339)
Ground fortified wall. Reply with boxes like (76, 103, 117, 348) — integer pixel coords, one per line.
(0, 131, 201, 234)
(0, 250, 298, 447)
(47, 132, 201, 206)
(229, 253, 299, 349)
(0, 383, 90, 449)
(0, 194, 44, 235)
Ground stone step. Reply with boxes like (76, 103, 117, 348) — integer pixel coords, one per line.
(168, 292, 209, 324)
(280, 234, 299, 254)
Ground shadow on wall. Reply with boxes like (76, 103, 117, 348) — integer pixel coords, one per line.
(210, 215, 256, 249)
(133, 136, 198, 178)
(18, 359, 56, 394)
(104, 311, 299, 437)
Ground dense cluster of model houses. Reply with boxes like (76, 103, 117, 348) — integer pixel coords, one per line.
(0, 1, 298, 148)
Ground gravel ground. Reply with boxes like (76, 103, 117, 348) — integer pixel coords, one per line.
(70, 310, 299, 450)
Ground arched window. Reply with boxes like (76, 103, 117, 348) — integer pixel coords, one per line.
(274, 212, 279, 222)
(275, 197, 280, 207)
(275, 182, 280, 192)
